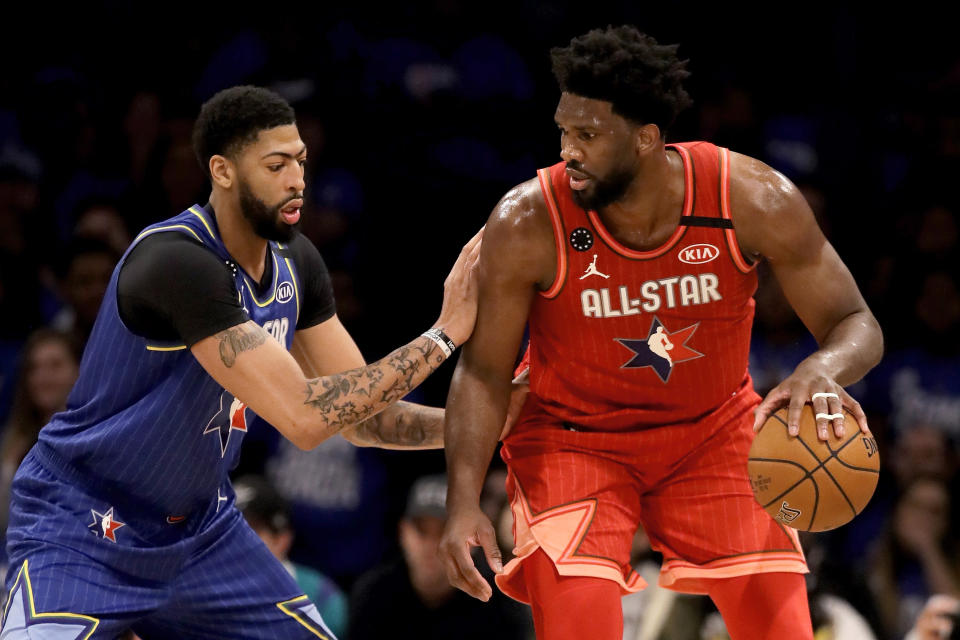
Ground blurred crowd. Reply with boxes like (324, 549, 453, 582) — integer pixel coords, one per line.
(1, 4, 958, 639)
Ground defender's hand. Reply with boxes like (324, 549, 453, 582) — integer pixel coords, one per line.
(500, 370, 530, 441)
(752, 362, 868, 441)
(434, 228, 483, 347)
(439, 505, 502, 601)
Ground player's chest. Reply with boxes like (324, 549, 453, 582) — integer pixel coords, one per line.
(560, 234, 748, 321)
(232, 268, 299, 348)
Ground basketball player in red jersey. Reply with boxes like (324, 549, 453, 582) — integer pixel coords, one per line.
(438, 26, 883, 640)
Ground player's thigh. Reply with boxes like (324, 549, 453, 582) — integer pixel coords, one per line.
(502, 434, 644, 600)
(639, 422, 804, 592)
(2, 541, 158, 639)
(140, 516, 335, 640)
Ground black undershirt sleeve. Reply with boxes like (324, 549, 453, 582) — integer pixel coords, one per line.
(286, 234, 336, 330)
(117, 233, 248, 347)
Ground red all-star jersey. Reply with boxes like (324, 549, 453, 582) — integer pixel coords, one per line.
(526, 142, 758, 431)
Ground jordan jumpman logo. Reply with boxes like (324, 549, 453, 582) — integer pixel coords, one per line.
(579, 254, 610, 280)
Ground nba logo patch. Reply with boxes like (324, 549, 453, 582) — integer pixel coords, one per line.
(89, 507, 125, 542)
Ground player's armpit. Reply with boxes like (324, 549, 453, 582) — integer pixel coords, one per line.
(191, 320, 448, 450)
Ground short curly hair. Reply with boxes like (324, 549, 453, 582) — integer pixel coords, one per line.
(192, 86, 296, 176)
(551, 26, 692, 134)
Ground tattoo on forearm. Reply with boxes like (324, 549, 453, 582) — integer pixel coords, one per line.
(218, 325, 267, 367)
(303, 337, 445, 431)
(351, 402, 441, 447)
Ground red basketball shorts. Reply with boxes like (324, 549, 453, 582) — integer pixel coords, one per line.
(495, 386, 807, 601)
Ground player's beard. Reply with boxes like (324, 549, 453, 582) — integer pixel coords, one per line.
(237, 179, 300, 243)
(570, 164, 635, 211)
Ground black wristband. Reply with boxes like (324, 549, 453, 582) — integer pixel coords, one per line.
(422, 328, 457, 357)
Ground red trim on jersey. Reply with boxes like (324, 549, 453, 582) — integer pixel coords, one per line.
(586, 144, 694, 260)
(538, 168, 568, 299)
(719, 147, 756, 273)
(672, 144, 695, 216)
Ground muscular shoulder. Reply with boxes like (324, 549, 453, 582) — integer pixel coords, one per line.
(727, 151, 823, 262)
(122, 232, 227, 286)
(483, 177, 555, 288)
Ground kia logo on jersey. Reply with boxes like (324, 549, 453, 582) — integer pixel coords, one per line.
(277, 281, 295, 303)
(678, 243, 719, 265)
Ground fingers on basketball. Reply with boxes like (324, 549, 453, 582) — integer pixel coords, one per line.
(748, 403, 880, 532)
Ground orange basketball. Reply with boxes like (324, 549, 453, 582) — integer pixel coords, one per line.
(748, 404, 880, 532)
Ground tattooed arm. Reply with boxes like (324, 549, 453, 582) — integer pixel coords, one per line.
(289, 316, 445, 449)
(192, 319, 448, 449)
(190, 229, 481, 450)
(344, 402, 444, 449)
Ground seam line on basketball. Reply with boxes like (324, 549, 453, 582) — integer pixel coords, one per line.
(768, 410, 876, 527)
(819, 461, 857, 517)
(768, 413, 821, 528)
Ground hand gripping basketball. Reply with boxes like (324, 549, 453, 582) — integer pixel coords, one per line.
(749, 403, 879, 532)
(752, 364, 869, 442)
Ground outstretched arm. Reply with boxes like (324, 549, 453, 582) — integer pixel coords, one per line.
(730, 153, 883, 440)
(439, 180, 556, 601)
(289, 316, 445, 449)
(191, 230, 481, 450)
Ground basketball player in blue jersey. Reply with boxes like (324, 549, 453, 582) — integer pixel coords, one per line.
(1, 86, 481, 639)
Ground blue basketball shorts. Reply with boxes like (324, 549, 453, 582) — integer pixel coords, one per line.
(1, 451, 336, 639)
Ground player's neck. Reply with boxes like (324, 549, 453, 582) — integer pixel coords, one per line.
(597, 148, 684, 249)
(209, 193, 269, 281)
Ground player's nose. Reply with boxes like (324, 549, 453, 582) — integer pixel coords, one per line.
(290, 166, 306, 193)
(560, 142, 583, 163)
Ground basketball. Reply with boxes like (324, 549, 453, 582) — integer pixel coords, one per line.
(748, 404, 880, 532)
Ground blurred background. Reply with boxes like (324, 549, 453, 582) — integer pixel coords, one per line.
(0, 2, 957, 638)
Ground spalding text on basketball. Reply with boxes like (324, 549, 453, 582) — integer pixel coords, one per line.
(777, 502, 802, 524)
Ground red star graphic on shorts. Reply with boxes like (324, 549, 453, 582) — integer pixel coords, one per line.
(89, 507, 125, 542)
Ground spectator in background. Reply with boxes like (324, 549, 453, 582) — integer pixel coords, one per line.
(906, 595, 960, 640)
(49, 237, 118, 346)
(72, 197, 131, 256)
(0, 329, 81, 532)
(868, 475, 960, 639)
(233, 474, 348, 639)
(349, 474, 532, 640)
(748, 263, 819, 397)
(0, 151, 45, 344)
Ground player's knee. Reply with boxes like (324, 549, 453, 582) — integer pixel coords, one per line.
(708, 572, 812, 640)
(523, 549, 623, 640)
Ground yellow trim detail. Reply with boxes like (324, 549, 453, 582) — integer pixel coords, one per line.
(243, 251, 280, 307)
(134, 224, 204, 244)
(2, 559, 100, 638)
(145, 344, 188, 352)
(188, 206, 217, 241)
(284, 257, 301, 319)
(277, 595, 331, 639)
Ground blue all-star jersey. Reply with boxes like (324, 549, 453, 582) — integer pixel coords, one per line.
(30, 204, 302, 540)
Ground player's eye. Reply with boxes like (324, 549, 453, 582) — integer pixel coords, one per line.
(268, 164, 283, 172)
(579, 132, 595, 141)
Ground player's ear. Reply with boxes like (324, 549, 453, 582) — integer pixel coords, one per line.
(209, 155, 234, 189)
(635, 124, 661, 155)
